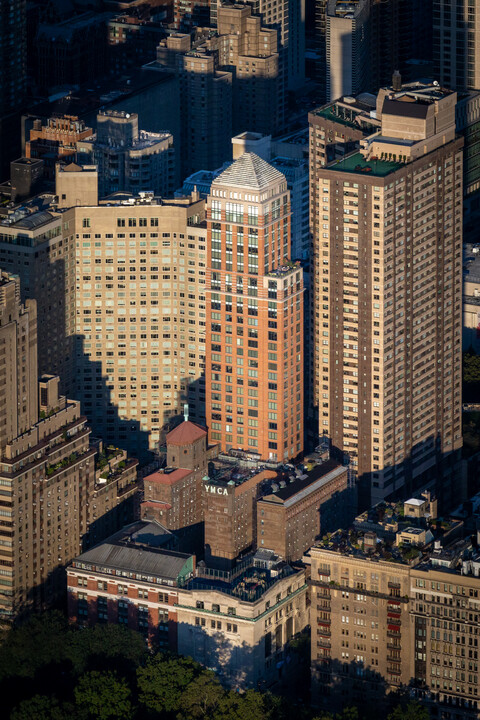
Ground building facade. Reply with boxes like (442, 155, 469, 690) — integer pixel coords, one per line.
(0, 205, 76, 394)
(310, 81, 463, 510)
(0, 273, 140, 621)
(71, 192, 207, 460)
(25, 116, 93, 181)
(433, 0, 480, 92)
(205, 152, 304, 462)
(141, 419, 208, 548)
(0, 0, 27, 176)
(203, 467, 276, 566)
(325, 0, 370, 102)
(310, 506, 480, 719)
(77, 111, 175, 199)
(68, 540, 309, 690)
(256, 460, 349, 561)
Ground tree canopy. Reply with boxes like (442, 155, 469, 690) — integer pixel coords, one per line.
(0, 613, 433, 720)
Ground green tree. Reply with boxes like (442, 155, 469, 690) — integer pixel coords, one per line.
(10, 695, 72, 720)
(387, 701, 429, 720)
(176, 671, 225, 719)
(137, 655, 200, 715)
(74, 670, 133, 720)
(212, 689, 282, 720)
(0, 612, 69, 681)
(66, 623, 146, 675)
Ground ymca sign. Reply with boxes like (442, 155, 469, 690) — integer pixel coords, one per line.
(205, 484, 228, 496)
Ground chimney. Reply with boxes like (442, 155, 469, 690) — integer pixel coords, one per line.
(392, 70, 402, 92)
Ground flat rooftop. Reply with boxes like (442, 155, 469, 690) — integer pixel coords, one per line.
(330, 151, 404, 177)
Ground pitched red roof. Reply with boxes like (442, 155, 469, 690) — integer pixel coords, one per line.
(166, 420, 207, 446)
(144, 467, 192, 486)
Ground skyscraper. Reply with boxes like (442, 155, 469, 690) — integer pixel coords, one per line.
(205, 153, 304, 462)
(71, 192, 208, 460)
(433, 0, 480, 91)
(310, 81, 463, 509)
(211, 0, 305, 93)
(325, 0, 370, 102)
(0, 0, 27, 176)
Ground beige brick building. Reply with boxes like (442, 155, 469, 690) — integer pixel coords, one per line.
(310, 81, 463, 510)
(0, 203, 77, 394)
(310, 510, 480, 720)
(71, 191, 208, 460)
(68, 536, 309, 690)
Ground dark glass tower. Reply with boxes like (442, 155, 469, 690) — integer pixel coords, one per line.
(0, 0, 27, 176)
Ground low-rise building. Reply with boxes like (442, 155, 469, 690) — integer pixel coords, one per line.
(176, 552, 309, 688)
(67, 519, 194, 651)
(141, 417, 209, 549)
(203, 463, 277, 567)
(256, 460, 349, 562)
(68, 539, 309, 689)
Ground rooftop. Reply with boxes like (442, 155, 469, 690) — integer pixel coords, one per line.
(186, 557, 298, 603)
(144, 467, 192, 486)
(311, 98, 377, 132)
(329, 151, 404, 177)
(71, 541, 193, 584)
(166, 420, 207, 446)
(213, 152, 285, 190)
(259, 459, 346, 506)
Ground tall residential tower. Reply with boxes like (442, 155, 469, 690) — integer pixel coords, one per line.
(310, 81, 463, 509)
(205, 153, 304, 462)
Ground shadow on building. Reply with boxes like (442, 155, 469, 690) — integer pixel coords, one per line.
(327, 436, 464, 517)
(74, 336, 152, 464)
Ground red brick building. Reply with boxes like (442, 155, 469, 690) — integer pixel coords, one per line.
(203, 466, 276, 567)
(142, 419, 208, 529)
(205, 152, 304, 462)
(256, 460, 349, 561)
(67, 519, 194, 650)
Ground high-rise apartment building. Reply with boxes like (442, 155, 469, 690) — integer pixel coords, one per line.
(178, 46, 233, 177)
(157, 4, 282, 176)
(77, 111, 176, 199)
(205, 152, 304, 462)
(211, 0, 305, 93)
(0, 273, 139, 620)
(311, 81, 463, 510)
(217, 4, 282, 136)
(433, 0, 480, 91)
(72, 192, 208, 460)
(325, 0, 370, 102)
(0, 0, 27, 118)
(0, 204, 76, 394)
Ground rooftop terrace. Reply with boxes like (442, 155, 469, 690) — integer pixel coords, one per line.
(330, 151, 404, 177)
